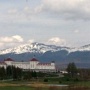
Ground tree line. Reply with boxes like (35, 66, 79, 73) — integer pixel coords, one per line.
(0, 66, 48, 81)
(0, 63, 90, 81)
(65, 62, 90, 81)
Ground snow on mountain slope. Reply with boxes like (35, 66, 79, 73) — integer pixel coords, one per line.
(78, 44, 90, 51)
(0, 42, 90, 55)
(0, 42, 70, 55)
(70, 44, 90, 52)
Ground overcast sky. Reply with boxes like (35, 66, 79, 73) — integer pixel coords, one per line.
(0, 0, 90, 49)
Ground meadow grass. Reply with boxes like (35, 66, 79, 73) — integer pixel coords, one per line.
(0, 80, 90, 90)
(0, 86, 35, 90)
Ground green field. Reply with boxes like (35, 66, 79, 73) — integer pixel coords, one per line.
(0, 76, 90, 90)
(0, 85, 62, 90)
(0, 86, 89, 90)
(0, 86, 34, 90)
(74, 81, 90, 87)
(0, 86, 67, 90)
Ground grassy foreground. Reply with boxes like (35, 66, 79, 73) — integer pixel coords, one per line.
(0, 80, 90, 90)
(0, 86, 34, 90)
(0, 86, 67, 90)
(0, 86, 90, 90)
(0, 81, 62, 90)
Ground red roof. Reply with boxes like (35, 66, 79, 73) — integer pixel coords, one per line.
(30, 58, 39, 62)
(4, 58, 14, 61)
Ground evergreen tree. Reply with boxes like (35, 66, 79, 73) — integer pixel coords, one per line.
(6, 66, 13, 79)
(0, 67, 6, 80)
(31, 71, 37, 78)
(66, 62, 78, 78)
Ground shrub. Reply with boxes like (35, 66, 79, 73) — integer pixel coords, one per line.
(44, 78, 48, 82)
(59, 80, 62, 84)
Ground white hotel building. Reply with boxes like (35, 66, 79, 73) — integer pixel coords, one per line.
(0, 58, 56, 72)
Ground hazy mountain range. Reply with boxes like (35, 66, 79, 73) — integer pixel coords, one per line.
(0, 42, 90, 68)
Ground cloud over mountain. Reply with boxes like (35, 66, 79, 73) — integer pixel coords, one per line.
(48, 37, 66, 46)
(0, 35, 67, 49)
(0, 35, 24, 49)
(0, 0, 90, 49)
(40, 0, 90, 20)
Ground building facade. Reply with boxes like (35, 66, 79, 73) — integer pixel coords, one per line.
(0, 58, 56, 72)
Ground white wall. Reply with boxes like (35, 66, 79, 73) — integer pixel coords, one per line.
(0, 61, 56, 71)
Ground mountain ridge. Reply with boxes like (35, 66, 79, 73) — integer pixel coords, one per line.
(0, 42, 70, 55)
(0, 42, 90, 68)
(0, 42, 90, 55)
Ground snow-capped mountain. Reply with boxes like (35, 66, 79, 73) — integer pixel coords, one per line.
(69, 44, 90, 52)
(0, 42, 90, 68)
(77, 44, 90, 51)
(0, 42, 70, 55)
(0, 42, 90, 55)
